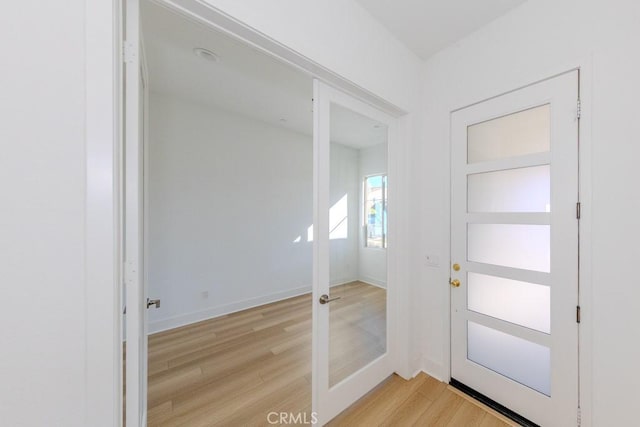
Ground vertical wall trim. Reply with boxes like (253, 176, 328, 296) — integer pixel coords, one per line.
(85, 0, 121, 426)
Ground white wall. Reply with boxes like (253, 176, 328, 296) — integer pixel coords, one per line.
(414, 0, 640, 425)
(329, 143, 361, 286)
(148, 92, 314, 332)
(359, 143, 388, 287)
(0, 2, 90, 426)
(328, 142, 388, 288)
(148, 94, 385, 330)
(201, 0, 421, 112)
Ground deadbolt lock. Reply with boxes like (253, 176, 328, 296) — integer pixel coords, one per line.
(452, 263, 460, 271)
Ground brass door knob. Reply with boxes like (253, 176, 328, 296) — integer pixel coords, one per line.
(450, 279, 461, 288)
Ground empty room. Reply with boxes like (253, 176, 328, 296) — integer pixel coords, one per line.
(4, 0, 640, 427)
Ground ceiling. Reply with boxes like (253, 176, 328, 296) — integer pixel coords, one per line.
(331, 104, 387, 150)
(142, 1, 525, 146)
(356, 0, 526, 59)
(142, 1, 387, 148)
(142, 1, 313, 137)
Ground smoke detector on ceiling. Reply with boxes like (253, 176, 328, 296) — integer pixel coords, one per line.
(193, 47, 220, 62)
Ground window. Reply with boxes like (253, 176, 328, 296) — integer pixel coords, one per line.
(364, 174, 387, 248)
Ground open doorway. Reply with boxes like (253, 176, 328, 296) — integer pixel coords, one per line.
(139, 1, 315, 424)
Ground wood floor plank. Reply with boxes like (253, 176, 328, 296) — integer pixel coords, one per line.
(446, 400, 491, 427)
(379, 386, 436, 426)
(412, 389, 464, 426)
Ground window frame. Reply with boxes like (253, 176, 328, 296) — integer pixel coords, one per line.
(363, 173, 387, 249)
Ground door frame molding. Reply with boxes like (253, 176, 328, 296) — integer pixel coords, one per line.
(86, 0, 413, 425)
(85, 1, 122, 425)
(444, 60, 594, 426)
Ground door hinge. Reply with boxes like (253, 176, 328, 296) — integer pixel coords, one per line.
(576, 202, 581, 219)
(123, 41, 136, 63)
(124, 260, 136, 286)
(577, 405, 582, 426)
(576, 305, 581, 323)
(577, 98, 582, 120)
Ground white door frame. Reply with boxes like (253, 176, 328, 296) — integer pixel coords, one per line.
(124, 0, 151, 419)
(85, 1, 123, 425)
(443, 63, 594, 426)
(85, 0, 413, 425)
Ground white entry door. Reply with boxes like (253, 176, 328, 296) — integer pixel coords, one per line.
(312, 80, 397, 425)
(450, 71, 579, 426)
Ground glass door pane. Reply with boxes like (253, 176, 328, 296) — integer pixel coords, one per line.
(467, 224, 550, 272)
(467, 272, 550, 333)
(467, 104, 550, 163)
(328, 103, 387, 387)
(468, 165, 550, 213)
(467, 322, 550, 395)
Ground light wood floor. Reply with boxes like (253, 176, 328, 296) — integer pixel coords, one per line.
(147, 281, 512, 426)
(328, 373, 515, 427)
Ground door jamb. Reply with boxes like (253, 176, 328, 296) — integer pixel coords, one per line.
(85, 0, 122, 425)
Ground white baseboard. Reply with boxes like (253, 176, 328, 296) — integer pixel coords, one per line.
(358, 276, 387, 288)
(330, 278, 359, 287)
(422, 357, 447, 383)
(329, 277, 387, 288)
(148, 285, 311, 335)
(149, 278, 386, 335)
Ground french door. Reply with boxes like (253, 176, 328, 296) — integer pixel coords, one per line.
(312, 80, 397, 425)
(450, 71, 579, 426)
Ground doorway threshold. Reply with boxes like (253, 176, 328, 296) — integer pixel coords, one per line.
(449, 378, 539, 427)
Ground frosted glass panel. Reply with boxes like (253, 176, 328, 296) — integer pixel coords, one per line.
(468, 322, 550, 395)
(468, 166, 550, 213)
(468, 224, 550, 272)
(468, 273, 550, 333)
(468, 105, 550, 163)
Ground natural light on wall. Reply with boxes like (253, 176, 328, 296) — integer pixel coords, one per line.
(294, 194, 349, 243)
